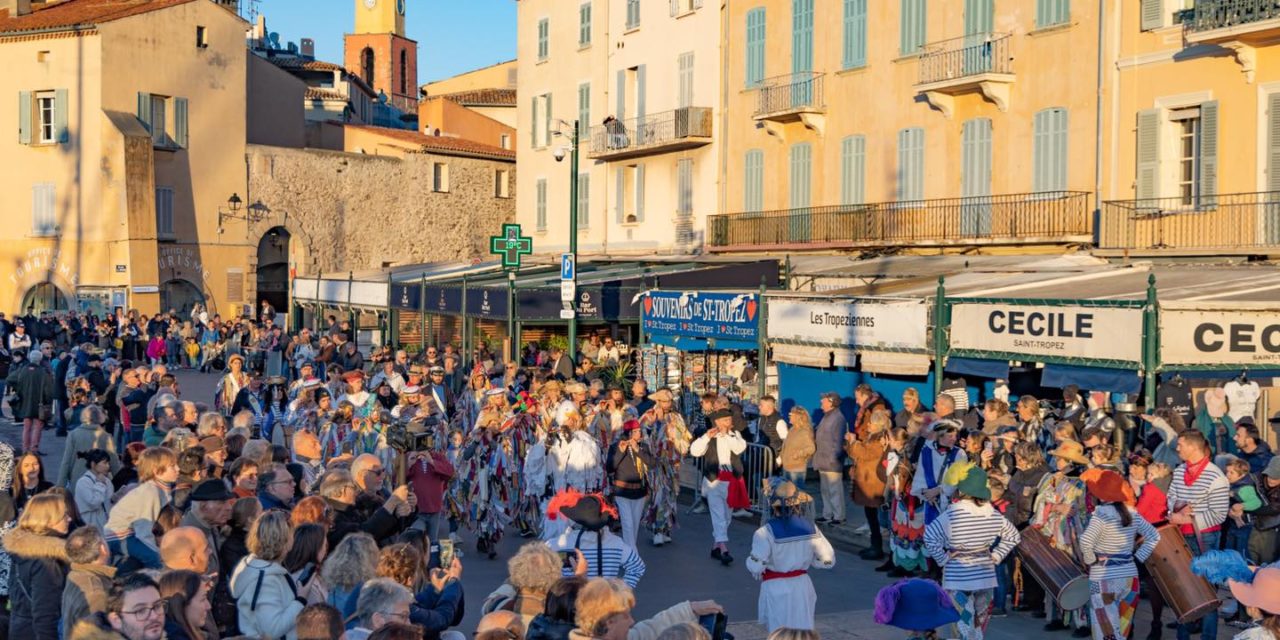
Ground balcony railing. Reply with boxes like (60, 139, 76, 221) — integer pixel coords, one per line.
(1100, 191, 1280, 252)
(753, 72, 825, 120)
(1187, 0, 1280, 33)
(587, 107, 712, 160)
(707, 191, 1092, 251)
(917, 33, 1013, 86)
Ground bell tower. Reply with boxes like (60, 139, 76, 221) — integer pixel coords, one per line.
(344, 0, 418, 113)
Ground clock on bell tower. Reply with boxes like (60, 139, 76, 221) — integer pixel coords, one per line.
(345, 0, 418, 112)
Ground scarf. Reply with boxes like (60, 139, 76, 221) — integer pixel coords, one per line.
(1184, 456, 1210, 487)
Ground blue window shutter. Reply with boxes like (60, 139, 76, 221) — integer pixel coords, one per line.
(536, 179, 547, 230)
(137, 92, 152, 133)
(1136, 109, 1161, 201)
(791, 0, 814, 74)
(580, 3, 591, 46)
(578, 173, 590, 228)
(897, 128, 924, 201)
(843, 0, 867, 69)
(744, 150, 764, 212)
(1268, 93, 1280, 194)
(961, 118, 992, 198)
(1033, 108, 1068, 192)
(789, 143, 811, 208)
(615, 168, 625, 222)
(964, 0, 993, 35)
(530, 97, 539, 148)
(616, 70, 626, 121)
(745, 8, 766, 87)
(174, 97, 188, 148)
(900, 0, 927, 55)
(1199, 101, 1218, 207)
(1037, 0, 1070, 27)
(54, 89, 69, 144)
(18, 91, 31, 144)
(578, 83, 590, 138)
(841, 135, 866, 205)
(636, 65, 646, 123)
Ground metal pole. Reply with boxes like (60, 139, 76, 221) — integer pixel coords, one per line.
(419, 274, 426, 351)
(568, 121, 580, 363)
(461, 275, 469, 373)
(508, 271, 517, 365)
(1143, 274, 1159, 413)
(933, 276, 948, 396)
(757, 280, 767, 400)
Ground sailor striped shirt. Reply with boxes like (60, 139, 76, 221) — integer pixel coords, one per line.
(924, 500, 1020, 591)
(1166, 461, 1230, 533)
(549, 529, 647, 588)
(1078, 504, 1160, 580)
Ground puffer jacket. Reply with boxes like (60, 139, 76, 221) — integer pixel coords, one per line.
(229, 555, 305, 640)
(5, 527, 69, 640)
(526, 616, 576, 640)
(779, 420, 816, 473)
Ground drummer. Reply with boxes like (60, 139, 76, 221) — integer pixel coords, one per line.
(1078, 468, 1160, 640)
(1165, 430, 1229, 640)
(1032, 439, 1090, 636)
(923, 461, 1020, 640)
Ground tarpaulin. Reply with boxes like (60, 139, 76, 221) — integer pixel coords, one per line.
(1040, 363, 1142, 394)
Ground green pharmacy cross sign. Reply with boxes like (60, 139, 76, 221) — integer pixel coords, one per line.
(490, 223, 533, 270)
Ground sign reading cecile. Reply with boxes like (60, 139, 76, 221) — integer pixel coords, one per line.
(1160, 306, 1280, 366)
(949, 302, 1144, 363)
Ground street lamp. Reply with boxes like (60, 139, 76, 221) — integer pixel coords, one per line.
(553, 118, 580, 362)
(217, 193, 271, 233)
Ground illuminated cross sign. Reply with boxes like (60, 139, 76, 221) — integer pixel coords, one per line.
(489, 223, 533, 270)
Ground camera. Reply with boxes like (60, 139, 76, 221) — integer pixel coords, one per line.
(553, 146, 568, 162)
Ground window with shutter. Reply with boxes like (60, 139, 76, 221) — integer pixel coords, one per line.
(843, 0, 867, 69)
(789, 143, 812, 208)
(579, 3, 592, 47)
(678, 52, 694, 108)
(1135, 109, 1161, 201)
(626, 0, 641, 29)
(54, 89, 68, 144)
(635, 164, 646, 222)
(174, 97, 188, 149)
(537, 18, 549, 60)
(745, 9, 767, 88)
(900, 0, 927, 55)
(18, 91, 31, 145)
(31, 182, 56, 235)
(531, 96, 540, 149)
(635, 66, 646, 124)
(792, 0, 814, 74)
(578, 173, 590, 228)
(578, 83, 590, 138)
(1140, 0, 1163, 30)
(897, 128, 925, 201)
(1036, 0, 1070, 28)
(744, 150, 764, 213)
(137, 92, 152, 133)
(1268, 93, 1280, 194)
(841, 135, 866, 205)
(1033, 108, 1069, 192)
(961, 119, 993, 235)
(677, 159, 693, 216)
(543, 93, 552, 148)
(151, 95, 168, 147)
(615, 168, 625, 223)
(536, 179, 548, 230)
(1198, 100, 1218, 208)
(156, 187, 175, 238)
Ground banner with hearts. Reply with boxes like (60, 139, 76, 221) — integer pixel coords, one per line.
(641, 290, 759, 342)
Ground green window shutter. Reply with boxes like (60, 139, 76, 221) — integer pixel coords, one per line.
(900, 0, 927, 55)
(1268, 93, 1280, 194)
(791, 0, 814, 74)
(137, 92, 153, 133)
(543, 93, 552, 149)
(615, 168, 625, 222)
(1033, 107, 1068, 192)
(54, 89, 69, 144)
(627, 0, 640, 28)
(579, 3, 591, 46)
(841, 135, 866, 205)
(1037, 0, 1070, 28)
(1199, 100, 1218, 207)
(897, 128, 924, 201)
(531, 97, 539, 148)
(1135, 108, 1161, 201)
(18, 91, 31, 145)
(616, 70, 626, 122)
(789, 143, 812, 209)
(536, 179, 547, 230)
(961, 118, 993, 198)
(538, 19, 549, 60)
(677, 159, 693, 215)
(635, 164, 646, 222)
(578, 83, 590, 138)
(964, 0, 994, 35)
(1140, 0, 1163, 31)
(744, 149, 764, 212)
(174, 97, 188, 148)
(636, 65, 646, 123)
(843, 0, 867, 69)
(578, 173, 590, 228)
(745, 8, 766, 87)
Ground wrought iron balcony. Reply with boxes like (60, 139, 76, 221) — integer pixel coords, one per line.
(1099, 191, 1280, 254)
(1186, 0, 1280, 42)
(752, 72, 825, 124)
(587, 107, 713, 161)
(706, 191, 1092, 252)
(916, 33, 1014, 114)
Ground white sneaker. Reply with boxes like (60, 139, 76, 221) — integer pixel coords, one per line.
(732, 509, 752, 518)
(653, 533, 667, 546)
(853, 523, 870, 535)
(691, 501, 708, 514)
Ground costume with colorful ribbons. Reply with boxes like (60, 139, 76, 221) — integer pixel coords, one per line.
(641, 409, 691, 537)
(887, 451, 928, 573)
(1030, 470, 1088, 629)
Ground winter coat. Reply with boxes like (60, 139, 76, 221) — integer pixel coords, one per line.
(982, 412, 1018, 435)
(61, 562, 116, 629)
(5, 528, 69, 640)
(566, 600, 697, 640)
(1007, 464, 1049, 527)
(779, 419, 815, 473)
(852, 395, 888, 440)
(74, 471, 113, 531)
(57, 422, 120, 487)
(229, 556, 305, 640)
(846, 432, 888, 508)
(325, 497, 401, 549)
(812, 409, 848, 473)
(5, 363, 53, 420)
(526, 615, 577, 640)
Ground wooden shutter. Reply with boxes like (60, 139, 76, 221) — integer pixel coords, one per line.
(791, 0, 814, 74)
(744, 150, 764, 212)
(897, 128, 924, 201)
(900, 0, 926, 55)
(746, 8, 766, 87)
(578, 83, 590, 137)
(54, 89, 69, 144)
(580, 3, 591, 46)
(1037, 0, 1070, 27)
(578, 173, 590, 227)
(615, 168, 625, 222)
(531, 97, 539, 148)
(635, 164, 646, 222)
(636, 65, 646, 123)
(962, 118, 993, 198)
(964, 0, 994, 35)
(1141, 0, 1163, 31)
(841, 135, 866, 205)
(677, 159, 693, 215)
(543, 93, 552, 148)
(789, 143, 811, 208)
(536, 179, 547, 230)
(174, 97, 188, 148)
(670, 0, 679, 17)
(678, 52, 694, 108)
(137, 92, 152, 133)
(1033, 108, 1069, 192)
(18, 91, 31, 144)
(1135, 108, 1161, 201)
(1199, 100, 1218, 207)
(1268, 93, 1280, 194)
(844, 0, 867, 69)
(616, 70, 626, 122)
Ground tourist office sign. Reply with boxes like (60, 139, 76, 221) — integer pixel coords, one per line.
(1160, 304, 1280, 366)
(948, 302, 1145, 363)
(766, 298, 929, 351)
(642, 291, 759, 342)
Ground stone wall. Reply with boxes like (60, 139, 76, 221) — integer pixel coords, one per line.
(244, 144, 515, 303)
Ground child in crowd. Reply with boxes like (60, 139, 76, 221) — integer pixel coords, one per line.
(1226, 457, 1262, 560)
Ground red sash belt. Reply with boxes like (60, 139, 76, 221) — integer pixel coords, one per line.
(1178, 523, 1221, 535)
(716, 471, 736, 482)
(762, 569, 807, 581)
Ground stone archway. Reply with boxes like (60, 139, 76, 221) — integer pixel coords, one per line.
(20, 282, 72, 314)
(160, 279, 205, 317)
(256, 226, 291, 320)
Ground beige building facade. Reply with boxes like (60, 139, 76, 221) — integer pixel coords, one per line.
(516, 0, 721, 256)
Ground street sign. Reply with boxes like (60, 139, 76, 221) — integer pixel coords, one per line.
(560, 309, 576, 319)
(561, 280, 575, 303)
(489, 223, 533, 270)
(561, 253, 575, 281)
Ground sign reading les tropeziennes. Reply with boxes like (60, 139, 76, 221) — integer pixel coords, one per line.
(642, 291, 759, 341)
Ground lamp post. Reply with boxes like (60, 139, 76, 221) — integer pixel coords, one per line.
(555, 119, 581, 362)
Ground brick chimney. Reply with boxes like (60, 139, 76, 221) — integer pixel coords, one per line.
(3, 0, 32, 17)
(300, 38, 314, 58)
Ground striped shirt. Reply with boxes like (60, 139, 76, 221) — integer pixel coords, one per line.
(549, 528, 646, 588)
(924, 500, 1020, 591)
(1078, 504, 1160, 580)
(1166, 460, 1230, 533)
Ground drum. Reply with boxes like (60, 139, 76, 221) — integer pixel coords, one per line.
(1144, 524, 1221, 623)
(1016, 527, 1090, 611)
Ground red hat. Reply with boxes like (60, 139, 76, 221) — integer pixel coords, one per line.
(1081, 468, 1136, 506)
(622, 419, 641, 432)
(342, 369, 366, 382)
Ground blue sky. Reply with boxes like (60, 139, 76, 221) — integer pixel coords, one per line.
(260, 0, 516, 84)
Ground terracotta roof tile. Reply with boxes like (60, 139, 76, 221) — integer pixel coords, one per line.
(343, 124, 515, 161)
(0, 0, 200, 35)
(436, 87, 516, 107)
(304, 88, 346, 101)
(267, 57, 343, 72)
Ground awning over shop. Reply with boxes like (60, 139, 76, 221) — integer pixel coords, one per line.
(861, 351, 932, 376)
(292, 277, 388, 309)
(945, 357, 1009, 380)
(1041, 363, 1142, 395)
(771, 344, 859, 368)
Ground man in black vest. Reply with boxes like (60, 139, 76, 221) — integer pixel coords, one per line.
(757, 395, 787, 466)
(689, 409, 747, 566)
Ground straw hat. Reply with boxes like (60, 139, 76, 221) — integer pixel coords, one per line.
(1050, 440, 1090, 466)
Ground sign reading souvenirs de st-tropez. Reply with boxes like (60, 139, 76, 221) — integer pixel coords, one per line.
(949, 302, 1144, 363)
(642, 291, 758, 341)
(767, 298, 929, 351)
(1160, 304, 1280, 366)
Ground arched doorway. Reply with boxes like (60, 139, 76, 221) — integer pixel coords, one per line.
(160, 279, 205, 317)
(256, 227, 291, 322)
(20, 282, 72, 314)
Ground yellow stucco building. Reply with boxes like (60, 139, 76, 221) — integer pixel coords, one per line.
(0, 0, 254, 316)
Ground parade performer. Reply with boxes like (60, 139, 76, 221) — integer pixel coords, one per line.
(337, 369, 379, 420)
(423, 365, 455, 420)
(261, 376, 290, 446)
(1077, 468, 1160, 640)
(745, 479, 836, 632)
(455, 369, 490, 434)
(923, 461, 1020, 640)
(874, 578, 961, 640)
(230, 372, 267, 437)
(547, 493, 646, 587)
(1032, 439, 1091, 634)
(1165, 429, 1229, 640)
(607, 419, 655, 550)
(316, 396, 350, 464)
(214, 353, 249, 417)
(886, 427, 927, 577)
(345, 410, 394, 474)
(640, 388, 691, 547)
(690, 408, 748, 565)
(911, 420, 966, 527)
(592, 385, 637, 451)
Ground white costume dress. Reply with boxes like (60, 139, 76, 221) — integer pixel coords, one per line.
(745, 515, 836, 632)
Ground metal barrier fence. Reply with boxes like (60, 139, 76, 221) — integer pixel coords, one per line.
(678, 442, 777, 515)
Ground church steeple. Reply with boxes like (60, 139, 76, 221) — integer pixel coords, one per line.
(345, 0, 417, 114)
(354, 0, 404, 37)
